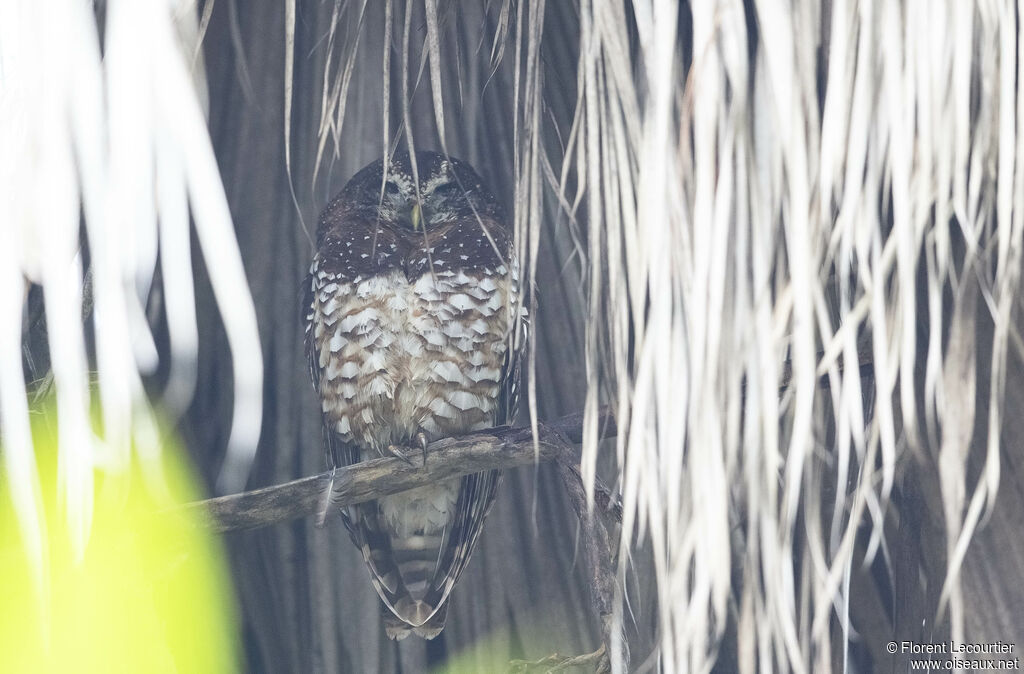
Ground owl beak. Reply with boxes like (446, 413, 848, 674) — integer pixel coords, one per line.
(410, 202, 422, 230)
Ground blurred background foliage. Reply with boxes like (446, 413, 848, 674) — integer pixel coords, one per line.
(0, 408, 238, 673)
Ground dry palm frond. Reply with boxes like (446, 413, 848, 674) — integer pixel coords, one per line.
(567, 1, 1022, 672)
(0, 0, 262, 588)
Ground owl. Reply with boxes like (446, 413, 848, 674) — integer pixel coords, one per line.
(304, 151, 526, 639)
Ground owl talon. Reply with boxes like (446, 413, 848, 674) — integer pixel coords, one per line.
(387, 444, 416, 466)
(416, 432, 429, 466)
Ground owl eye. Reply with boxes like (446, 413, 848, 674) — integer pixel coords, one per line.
(431, 182, 462, 199)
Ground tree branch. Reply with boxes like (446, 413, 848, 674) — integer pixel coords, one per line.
(555, 452, 617, 673)
(180, 409, 617, 533)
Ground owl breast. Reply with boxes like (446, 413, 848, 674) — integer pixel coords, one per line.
(311, 261, 518, 534)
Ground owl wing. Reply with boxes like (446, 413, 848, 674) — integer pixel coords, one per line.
(303, 266, 320, 395)
(497, 287, 529, 427)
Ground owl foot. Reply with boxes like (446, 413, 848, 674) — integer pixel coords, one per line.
(385, 432, 430, 467)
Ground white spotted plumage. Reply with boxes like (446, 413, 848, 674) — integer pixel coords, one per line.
(311, 266, 520, 452)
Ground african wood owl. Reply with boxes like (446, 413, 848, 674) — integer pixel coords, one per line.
(304, 151, 525, 639)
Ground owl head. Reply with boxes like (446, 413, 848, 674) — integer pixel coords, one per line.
(340, 151, 503, 231)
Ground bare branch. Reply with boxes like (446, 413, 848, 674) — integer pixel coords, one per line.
(180, 409, 617, 533)
(555, 454, 617, 673)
